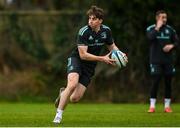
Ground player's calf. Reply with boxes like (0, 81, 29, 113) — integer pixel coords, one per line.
(55, 87, 65, 108)
(70, 95, 81, 103)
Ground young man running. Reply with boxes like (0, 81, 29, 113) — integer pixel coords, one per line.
(53, 5, 127, 123)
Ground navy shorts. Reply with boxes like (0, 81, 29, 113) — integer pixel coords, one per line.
(67, 57, 95, 87)
(150, 64, 176, 76)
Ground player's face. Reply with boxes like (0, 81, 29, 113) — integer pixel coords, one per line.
(156, 13, 167, 25)
(88, 15, 102, 29)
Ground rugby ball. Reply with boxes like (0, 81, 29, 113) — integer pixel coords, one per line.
(110, 50, 127, 68)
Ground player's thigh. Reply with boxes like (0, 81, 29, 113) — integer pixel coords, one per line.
(70, 83, 86, 100)
(66, 57, 81, 90)
(66, 72, 80, 90)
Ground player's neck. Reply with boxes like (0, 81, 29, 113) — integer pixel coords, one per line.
(92, 26, 101, 33)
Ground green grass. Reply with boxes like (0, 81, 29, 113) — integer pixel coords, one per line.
(0, 103, 180, 127)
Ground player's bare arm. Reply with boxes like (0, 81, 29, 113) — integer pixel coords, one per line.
(78, 45, 115, 65)
(107, 43, 119, 51)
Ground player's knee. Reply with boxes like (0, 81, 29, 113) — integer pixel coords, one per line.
(67, 80, 78, 92)
(70, 95, 81, 103)
(66, 83, 78, 92)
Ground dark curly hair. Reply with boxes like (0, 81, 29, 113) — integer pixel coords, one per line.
(86, 5, 105, 20)
(156, 10, 167, 16)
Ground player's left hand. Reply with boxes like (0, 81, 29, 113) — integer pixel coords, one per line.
(163, 44, 174, 52)
(122, 53, 128, 63)
(102, 52, 116, 65)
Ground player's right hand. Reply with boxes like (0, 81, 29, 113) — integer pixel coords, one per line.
(155, 19, 163, 30)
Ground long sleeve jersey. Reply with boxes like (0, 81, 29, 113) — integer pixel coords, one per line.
(146, 24, 179, 64)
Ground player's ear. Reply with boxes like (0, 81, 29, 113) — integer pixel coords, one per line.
(99, 19, 103, 24)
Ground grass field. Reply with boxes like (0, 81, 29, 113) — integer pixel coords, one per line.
(0, 103, 180, 127)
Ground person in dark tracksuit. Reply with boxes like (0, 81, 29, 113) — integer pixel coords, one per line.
(53, 6, 128, 123)
(146, 10, 179, 113)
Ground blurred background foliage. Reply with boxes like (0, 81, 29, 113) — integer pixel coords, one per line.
(0, 0, 179, 103)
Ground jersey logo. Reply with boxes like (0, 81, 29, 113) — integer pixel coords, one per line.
(101, 32, 107, 39)
(165, 29, 169, 34)
(88, 35, 94, 40)
(157, 32, 170, 39)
